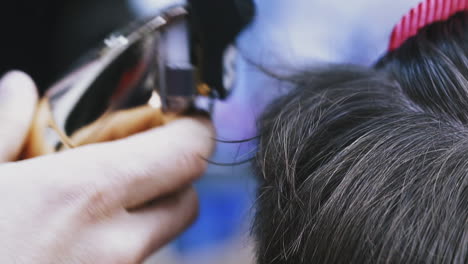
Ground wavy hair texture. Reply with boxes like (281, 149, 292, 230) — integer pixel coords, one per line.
(253, 12, 468, 264)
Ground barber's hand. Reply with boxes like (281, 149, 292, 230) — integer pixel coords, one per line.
(0, 71, 215, 263)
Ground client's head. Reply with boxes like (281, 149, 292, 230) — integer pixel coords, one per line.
(253, 12, 468, 264)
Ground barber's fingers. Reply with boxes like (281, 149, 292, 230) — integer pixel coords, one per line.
(91, 117, 214, 209)
(0, 71, 38, 162)
(127, 187, 198, 262)
(20, 116, 215, 209)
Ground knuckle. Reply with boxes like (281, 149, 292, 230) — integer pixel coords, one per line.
(83, 189, 114, 221)
(80, 183, 122, 222)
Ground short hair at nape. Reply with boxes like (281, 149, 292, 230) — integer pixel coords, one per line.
(253, 12, 468, 264)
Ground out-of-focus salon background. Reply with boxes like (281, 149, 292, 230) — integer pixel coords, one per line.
(0, 0, 259, 263)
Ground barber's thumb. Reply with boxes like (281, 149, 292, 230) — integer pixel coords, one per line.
(0, 71, 38, 162)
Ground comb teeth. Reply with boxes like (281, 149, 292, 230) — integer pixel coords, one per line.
(389, 0, 468, 51)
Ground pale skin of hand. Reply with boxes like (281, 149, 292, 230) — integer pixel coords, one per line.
(0, 71, 215, 263)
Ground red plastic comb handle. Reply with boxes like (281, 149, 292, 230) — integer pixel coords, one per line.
(389, 0, 468, 51)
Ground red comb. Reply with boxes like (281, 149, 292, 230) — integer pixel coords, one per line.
(389, 0, 468, 51)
